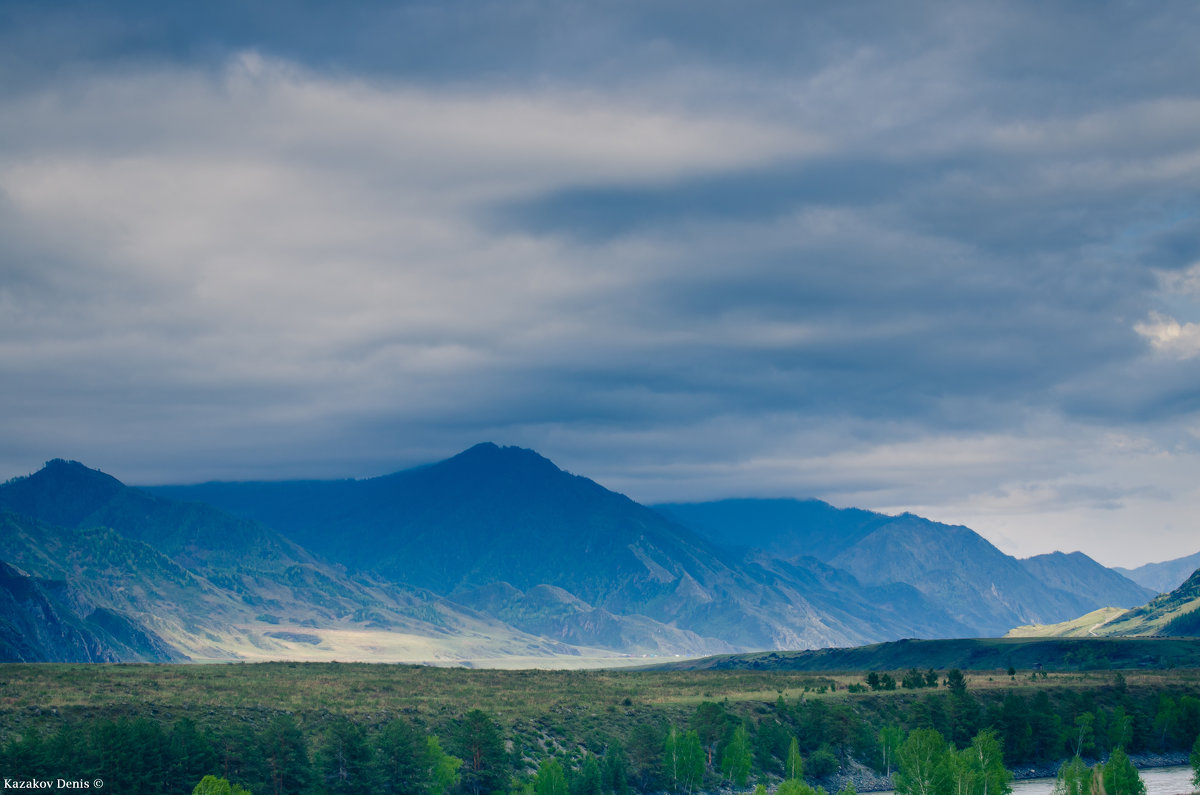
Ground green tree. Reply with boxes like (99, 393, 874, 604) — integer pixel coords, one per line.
(1190, 734, 1200, 791)
(692, 702, 730, 769)
(721, 726, 752, 787)
(679, 731, 705, 794)
(456, 710, 509, 795)
(572, 753, 603, 795)
(317, 718, 374, 795)
(777, 780, 818, 795)
(627, 724, 663, 792)
(1073, 714, 1096, 759)
(963, 730, 1011, 795)
(664, 727, 684, 793)
(170, 719, 218, 790)
(785, 737, 804, 782)
(602, 742, 631, 795)
(427, 736, 462, 795)
(535, 759, 568, 795)
(807, 745, 838, 779)
(193, 775, 252, 795)
(1098, 748, 1145, 795)
(537, 758, 568, 795)
(261, 714, 310, 795)
(895, 729, 949, 795)
(945, 670, 967, 696)
(374, 718, 427, 795)
(880, 726, 905, 778)
(1051, 757, 1089, 795)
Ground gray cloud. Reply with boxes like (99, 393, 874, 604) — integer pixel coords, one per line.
(3, 2, 1200, 565)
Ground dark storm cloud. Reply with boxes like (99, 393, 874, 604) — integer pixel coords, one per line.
(3, 0, 1200, 563)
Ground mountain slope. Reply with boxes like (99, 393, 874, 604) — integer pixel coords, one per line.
(149, 443, 974, 651)
(0, 462, 597, 662)
(829, 515, 1117, 636)
(656, 498, 1144, 634)
(1116, 550, 1200, 594)
(653, 499, 890, 562)
(0, 558, 182, 662)
(1086, 567, 1200, 636)
(1019, 551, 1155, 608)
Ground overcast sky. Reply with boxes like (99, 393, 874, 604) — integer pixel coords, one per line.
(3, 1, 1199, 567)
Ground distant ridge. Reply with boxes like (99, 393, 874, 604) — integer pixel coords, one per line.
(1117, 550, 1200, 593)
(654, 498, 1151, 637)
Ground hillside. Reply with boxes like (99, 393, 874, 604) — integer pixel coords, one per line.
(642, 636, 1200, 672)
(1006, 567, 1200, 639)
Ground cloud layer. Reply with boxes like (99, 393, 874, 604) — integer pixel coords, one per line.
(3, 1, 1200, 565)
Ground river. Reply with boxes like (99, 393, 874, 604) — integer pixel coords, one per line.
(871, 765, 1195, 795)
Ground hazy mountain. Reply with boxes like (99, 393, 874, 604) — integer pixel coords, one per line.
(654, 498, 890, 562)
(829, 515, 1119, 635)
(0, 461, 596, 662)
(150, 443, 970, 651)
(1019, 551, 1154, 608)
(1116, 550, 1200, 594)
(659, 497, 1150, 637)
(9, 445, 1156, 661)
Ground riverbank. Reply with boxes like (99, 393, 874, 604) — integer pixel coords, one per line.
(824, 750, 1193, 793)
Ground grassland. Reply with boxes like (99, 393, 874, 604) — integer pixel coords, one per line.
(3, 661, 1198, 743)
(1006, 608, 1128, 638)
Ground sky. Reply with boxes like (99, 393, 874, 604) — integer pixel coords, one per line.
(2, 1, 1199, 567)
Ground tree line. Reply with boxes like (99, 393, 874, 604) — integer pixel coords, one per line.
(3, 673, 1200, 794)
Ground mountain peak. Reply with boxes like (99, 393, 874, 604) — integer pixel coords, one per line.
(424, 443, 572, 486)
(0, 459, 126, 528)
